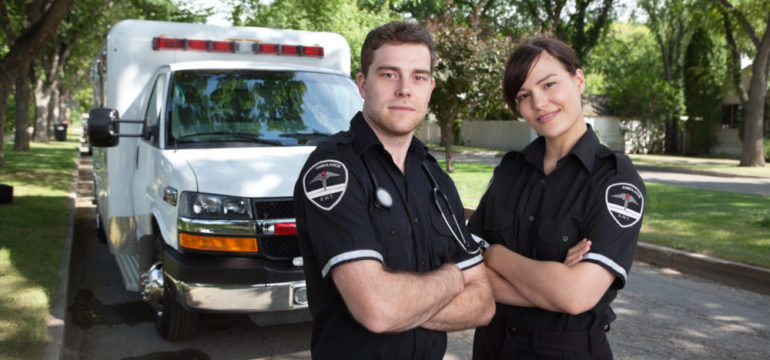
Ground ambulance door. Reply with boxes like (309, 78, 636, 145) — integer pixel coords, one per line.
(133, 70, 169, 238)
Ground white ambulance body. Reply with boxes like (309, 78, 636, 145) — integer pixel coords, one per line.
(89, 20, 361, 340)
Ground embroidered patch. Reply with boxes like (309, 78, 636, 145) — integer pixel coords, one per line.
(302, 159, 349, 211)
(605, 182, 644, 228)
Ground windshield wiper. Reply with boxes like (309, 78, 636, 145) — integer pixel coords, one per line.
(176, 132, 284, 146)
(280, 131, 332, 139)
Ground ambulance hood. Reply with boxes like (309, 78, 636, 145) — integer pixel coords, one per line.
(180, 147, 315, 198)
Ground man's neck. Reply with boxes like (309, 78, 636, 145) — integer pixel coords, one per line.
(364, 118, 413, 174)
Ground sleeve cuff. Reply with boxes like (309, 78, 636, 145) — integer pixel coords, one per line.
(583, 252, 628, 284)
(321, 249, 384, 278)
(456, 254, 484, 271)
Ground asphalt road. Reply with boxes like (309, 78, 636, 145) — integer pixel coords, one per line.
(62, 156, 770, 360)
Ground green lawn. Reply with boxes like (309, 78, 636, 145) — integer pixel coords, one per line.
(440, 159, 770, 269)
(0, 134, 77, 360)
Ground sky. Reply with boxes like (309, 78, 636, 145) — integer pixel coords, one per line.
(182, 0, 233, 26)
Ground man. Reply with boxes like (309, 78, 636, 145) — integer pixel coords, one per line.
(294, 21, 495, 359)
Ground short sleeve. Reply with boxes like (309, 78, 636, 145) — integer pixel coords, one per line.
(296, 152, 384, 279)
(582, 159, 646, 289)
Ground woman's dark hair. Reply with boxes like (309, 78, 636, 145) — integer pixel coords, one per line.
(360, 21, 435, 77)
(502, 38, 580, 111)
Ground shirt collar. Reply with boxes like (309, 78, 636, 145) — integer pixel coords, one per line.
(521, 124, 600, 172)
(349, 111, 430, 160)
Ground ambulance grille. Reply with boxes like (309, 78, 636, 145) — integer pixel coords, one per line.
(260, 235, 301, 259)
(253, 199, 300, 259)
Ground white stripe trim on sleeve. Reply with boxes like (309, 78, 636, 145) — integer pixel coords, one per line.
(456, 254, 484, 271)
(321, 250, 384, 278)
(584, 252, 628, 283)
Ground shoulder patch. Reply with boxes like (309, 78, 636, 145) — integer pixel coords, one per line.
(605, 182, 644, 228)
(302, 159, 349, 211)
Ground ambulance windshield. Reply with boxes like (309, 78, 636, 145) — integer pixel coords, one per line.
(168, 70, 362, 148)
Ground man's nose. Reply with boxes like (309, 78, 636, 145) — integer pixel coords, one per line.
(396, 78, 411, 96)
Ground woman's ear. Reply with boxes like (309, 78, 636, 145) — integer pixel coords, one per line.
(574, 69, 585, 94)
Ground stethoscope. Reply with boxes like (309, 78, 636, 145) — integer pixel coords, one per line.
(362, 155, 480, 255)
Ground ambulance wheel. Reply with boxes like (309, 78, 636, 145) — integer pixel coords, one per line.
(155, 275, 198, 341)
(95, 209, 107, 243)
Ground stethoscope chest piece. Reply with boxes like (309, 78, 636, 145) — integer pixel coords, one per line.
(375, 187, 393, 209)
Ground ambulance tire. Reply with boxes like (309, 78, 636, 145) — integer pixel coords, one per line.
(155, 274, 199, 341)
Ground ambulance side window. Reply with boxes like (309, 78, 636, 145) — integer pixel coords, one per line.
(144, 75, 166, 147)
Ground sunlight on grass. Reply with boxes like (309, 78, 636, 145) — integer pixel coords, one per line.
(0, 138, 76, 360)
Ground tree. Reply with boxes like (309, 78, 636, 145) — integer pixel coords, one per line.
(714, 0, 769, 167)
(424, 8, 513, 172)
(639, 0, 694, 154)
(230, 0, 391, 77)
(683, 26, 725, 154)
(588, 22, 676, 153)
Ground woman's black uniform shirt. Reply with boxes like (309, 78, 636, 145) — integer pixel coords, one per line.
(468, 126, 645, 357)
(294, 112, 483, 360)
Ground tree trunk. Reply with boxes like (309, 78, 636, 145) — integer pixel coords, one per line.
(443, 118, 454, 173)
(0, 0, 75, 166)
(739, 19, 770, 167)
(0, 87, 10, 167)
(32, 65, 52, 142)
(13, 65, 31, 151)
(47, 84, 61, 139)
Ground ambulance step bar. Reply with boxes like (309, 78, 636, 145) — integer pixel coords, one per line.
(116, 253, 141, 291)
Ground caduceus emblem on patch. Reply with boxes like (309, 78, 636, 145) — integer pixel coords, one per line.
(605, 182, 644, 228)
(303, 159, 349, 211)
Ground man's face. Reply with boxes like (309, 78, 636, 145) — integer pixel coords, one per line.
(357, 42, 435, 138)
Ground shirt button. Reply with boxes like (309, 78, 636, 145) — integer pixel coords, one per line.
(413, 218, 419, 224)
(528, 215, 535, 222)
(540, 179, 546, 185)
(562, 236, 568, 242)
(390, 229, 397, 235)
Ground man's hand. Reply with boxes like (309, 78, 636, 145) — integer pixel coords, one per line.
(564, 238, 591, 266)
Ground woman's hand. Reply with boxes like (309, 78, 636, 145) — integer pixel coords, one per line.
(564, 238, 591, 266)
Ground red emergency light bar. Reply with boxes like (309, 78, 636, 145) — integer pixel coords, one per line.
(153, 36, 324, 57)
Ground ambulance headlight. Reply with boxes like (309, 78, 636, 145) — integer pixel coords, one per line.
(179, 192, 253, 220)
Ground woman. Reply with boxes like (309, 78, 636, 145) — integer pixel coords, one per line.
(470, 38, 646, 359)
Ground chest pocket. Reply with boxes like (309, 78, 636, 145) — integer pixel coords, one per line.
(535, 219, 582, 261)
(371, 215, 414, 272)
(428, 213, 458, 268)
(483, 211, 515, 248)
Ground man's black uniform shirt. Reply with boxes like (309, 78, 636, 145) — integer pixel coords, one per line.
(468, 126, 646, 358)
(294, 112, 483, 360)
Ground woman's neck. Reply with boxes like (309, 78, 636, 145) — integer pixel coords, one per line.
(543, 121, 588, 175)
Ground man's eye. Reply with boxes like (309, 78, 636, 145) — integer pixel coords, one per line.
(382, 72, 396, 78)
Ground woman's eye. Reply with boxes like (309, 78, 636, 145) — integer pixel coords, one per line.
(544, 81, 556, 88)
(516, 93, 530, 102)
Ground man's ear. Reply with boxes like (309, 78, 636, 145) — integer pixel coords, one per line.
(357, 72, 366, 99)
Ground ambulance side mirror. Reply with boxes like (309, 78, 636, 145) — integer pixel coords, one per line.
(89, 108, 121, 147)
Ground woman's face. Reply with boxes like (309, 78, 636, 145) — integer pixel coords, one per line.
(515, 52, 585, 144)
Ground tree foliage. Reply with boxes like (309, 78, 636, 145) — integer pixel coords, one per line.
(424, 7, 513, 172)
(683, 26, 725, 154)
(228, 0, 392, 77)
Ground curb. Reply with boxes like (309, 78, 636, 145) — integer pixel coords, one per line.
(634, 242, 770, 295)
(43, 151, 78, 360)
(463, 207, 770, 296)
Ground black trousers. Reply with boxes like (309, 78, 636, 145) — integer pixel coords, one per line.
(473, 321, 613, 360)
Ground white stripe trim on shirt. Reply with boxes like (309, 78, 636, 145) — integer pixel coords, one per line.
(321, 249, 384, 278)
(584, 252, 628, 283)
(456, 254, 484, 270)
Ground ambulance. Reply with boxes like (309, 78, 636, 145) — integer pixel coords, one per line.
(88, 19, 361, 340)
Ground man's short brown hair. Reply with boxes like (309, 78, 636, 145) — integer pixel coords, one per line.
(360, 21, 435, 77)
